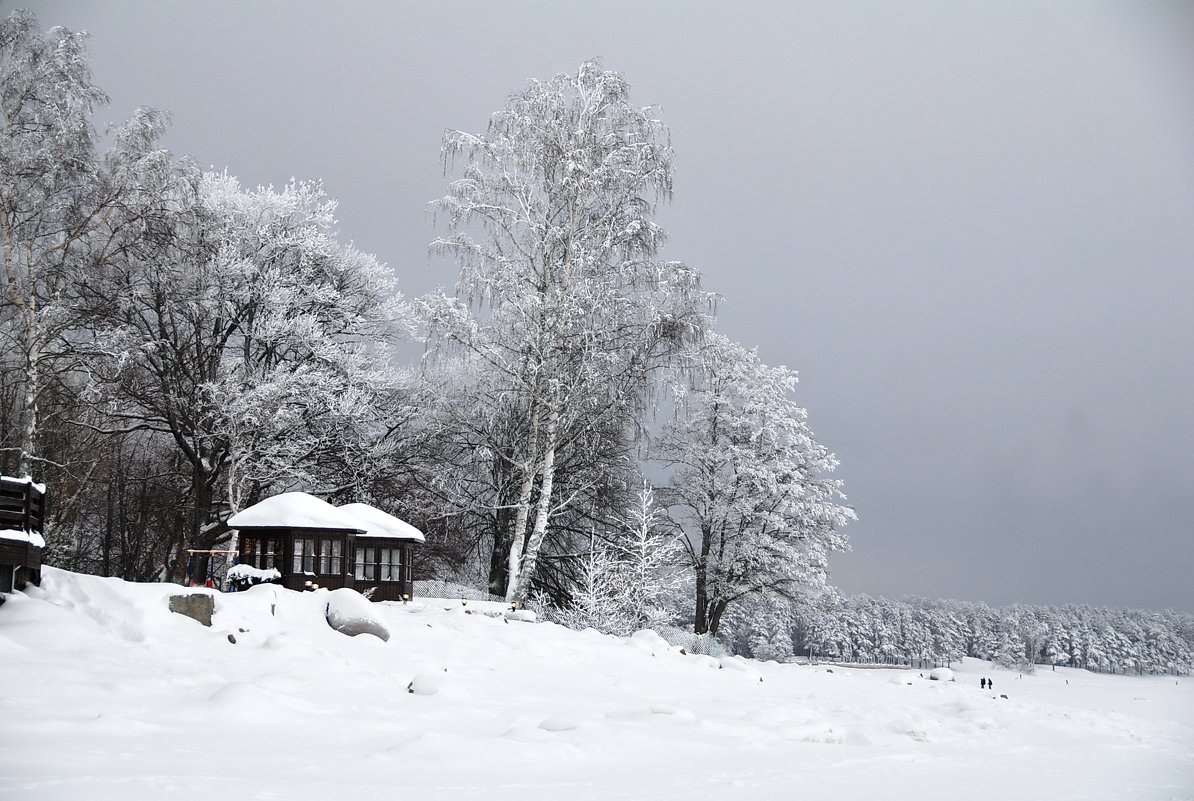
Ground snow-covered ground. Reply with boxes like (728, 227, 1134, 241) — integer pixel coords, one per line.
(2, 568, 1191, 801)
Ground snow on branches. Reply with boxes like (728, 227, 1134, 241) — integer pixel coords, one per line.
(422, 61, 708, 604)
(657, 333, 855, 636)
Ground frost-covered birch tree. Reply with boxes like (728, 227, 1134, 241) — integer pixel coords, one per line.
(0, 10, 169, 478)
(422, 61, 705, 604)
(657, 332, 854, 637)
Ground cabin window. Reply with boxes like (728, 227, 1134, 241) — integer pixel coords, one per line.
(319, 538, 342, 575)
(239, 536, 283, 570)
(241, 536, 257, 566)
(354, 544, 408, 583)
(354, 545, 376, 580)
(291, 536, 345, 575)
(293, 537, 315, 574)
(381, 547, 403, 582)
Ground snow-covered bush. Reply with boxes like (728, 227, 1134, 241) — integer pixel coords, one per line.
(226, 564, 281, 592)
(539, 483, 687, 639)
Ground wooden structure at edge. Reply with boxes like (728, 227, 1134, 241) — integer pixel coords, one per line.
(0, 477, 44, 593)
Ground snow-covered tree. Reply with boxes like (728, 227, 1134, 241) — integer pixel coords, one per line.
(658, 332, 854, 636)
(546, 481, 685, 637)
(607, 481, 685, 631)
(548, 544, 625, 633)
(89, 172, 404, 574)
(422, 61, 705, 604)
(0, 10, 169, 478)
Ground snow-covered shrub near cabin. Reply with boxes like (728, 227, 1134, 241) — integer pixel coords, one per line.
(226, 564, 281, 592)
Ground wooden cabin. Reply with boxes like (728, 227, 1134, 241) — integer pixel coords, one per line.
(340, 502, 423, 602)
(227, 492, 424, 601)
(0, 476, 45, 593)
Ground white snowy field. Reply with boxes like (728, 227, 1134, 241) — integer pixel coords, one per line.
(1, 569, 1191, 801)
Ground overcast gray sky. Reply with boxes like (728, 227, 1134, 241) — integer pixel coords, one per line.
(23, 0, 1194, 612)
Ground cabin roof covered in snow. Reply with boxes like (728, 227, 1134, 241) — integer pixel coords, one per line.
(227, 493, 424, 542)
(227, 492, 365, 532)
(338, 503, 425, 543)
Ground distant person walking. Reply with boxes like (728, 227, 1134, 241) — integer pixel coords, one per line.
(988, 678, 994, 691)
(980, 678, 987, 689)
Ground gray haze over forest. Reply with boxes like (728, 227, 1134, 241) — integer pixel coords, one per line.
(23, 0, 1194, 612)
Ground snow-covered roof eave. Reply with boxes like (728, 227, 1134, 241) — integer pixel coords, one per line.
(337, 503, 427, 544)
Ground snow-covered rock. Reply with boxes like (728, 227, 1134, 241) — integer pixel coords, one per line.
(325, 588, 390, 641)
(929, 667, 955, 682)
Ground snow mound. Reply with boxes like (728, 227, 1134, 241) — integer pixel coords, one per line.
(325, 588, 390, 641)
(626, 628, 672, 656)
(506, 608, 537, 623)
(718, 655, 761, 678)
(407, 671, 447, 696)
(929, 667, 955, 682)
(539, 714, 581, 732)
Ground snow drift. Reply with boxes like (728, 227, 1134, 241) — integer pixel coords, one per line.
(0, 567, 1190, 801)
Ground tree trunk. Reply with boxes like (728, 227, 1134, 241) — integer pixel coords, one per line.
(504, 464, 537, 601)
(694, 565, 710, 635)
(487, 513, 511, 597)
(693, 520, 714, 634)
(186, 468, 216, 584)
(708, 598, 729, 637)
(509, 396, 560, 605)
(504, 391, 542, 602)
(17, 333, 39, 478)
